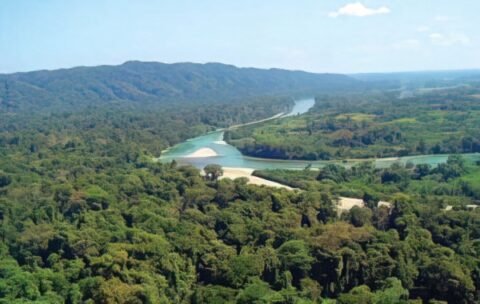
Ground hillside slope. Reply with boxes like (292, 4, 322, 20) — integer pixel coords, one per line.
(0, 61, 361, 111)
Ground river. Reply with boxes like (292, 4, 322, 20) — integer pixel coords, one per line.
(159, 98, 480, 170)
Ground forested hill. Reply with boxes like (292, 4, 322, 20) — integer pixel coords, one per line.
(0, 61, 361, 111)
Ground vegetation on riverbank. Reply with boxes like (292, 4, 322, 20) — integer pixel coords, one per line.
(1, 124, 479, 303)
(227, 84, 480, 160)
(254, 155, 480, 204)
(1, 66, 480, 303)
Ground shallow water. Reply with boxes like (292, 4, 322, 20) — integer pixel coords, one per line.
(159, 98, 480, 169)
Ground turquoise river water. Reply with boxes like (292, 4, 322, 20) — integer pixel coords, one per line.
(159, 98, 480, 170)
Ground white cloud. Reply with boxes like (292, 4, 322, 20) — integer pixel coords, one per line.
(429, 32, 471, 46)
(328, 2, 390, 18)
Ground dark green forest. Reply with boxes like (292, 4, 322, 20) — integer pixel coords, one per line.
(0, 64, 479, 303)
(0, 61, 359, 113)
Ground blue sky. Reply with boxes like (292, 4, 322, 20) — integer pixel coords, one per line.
(1, 0, 478, 73)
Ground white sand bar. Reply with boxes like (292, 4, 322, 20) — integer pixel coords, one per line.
(185, 148, 218, 158)
(220, 167, 293, 190)
(337, 197, 365, 211)
(378, 201, 392, 208)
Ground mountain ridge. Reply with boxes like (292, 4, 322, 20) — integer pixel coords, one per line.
(0, 61, 361, 112)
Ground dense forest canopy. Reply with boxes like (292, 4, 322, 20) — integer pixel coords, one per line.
(0, 64, 480, 303)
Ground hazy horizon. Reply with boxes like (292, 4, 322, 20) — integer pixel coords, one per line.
(2, 1, 479, 74)
(2, 59, 480, 76)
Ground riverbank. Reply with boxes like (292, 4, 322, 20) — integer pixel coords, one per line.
(160, 97, 480, 172)
(221, 167, 294, 189)
(220, 171, 385, 213)
(160, 109, 290, 156)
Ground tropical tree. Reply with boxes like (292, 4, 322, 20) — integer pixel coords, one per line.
(204, 164, 224, 181)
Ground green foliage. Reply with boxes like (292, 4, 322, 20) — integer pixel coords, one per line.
(204, 164, 224, 181)
(236, 278, 281, 304)
(228, 85, 480, 160)
(0, 69, 479, 303)
(277, 240, 314, 274)
(0, 172, 11, 188)
(226, 253, 264, 287)
(348, 206, 372, 227)
(337, 277, 409, 304)
(337, 285, 374, 304)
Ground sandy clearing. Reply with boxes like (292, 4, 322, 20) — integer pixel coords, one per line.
(444, 205, 478, 211)
(378, 201, 392, 208)
(219, 171, 386, 209)
(337, 197, 365, 211)
(185, 147, 218, 158)
(220, 167, 293, 189)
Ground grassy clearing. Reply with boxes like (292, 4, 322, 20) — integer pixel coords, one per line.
(385, 117, 417, 124)
(336, 113, 377, 122)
